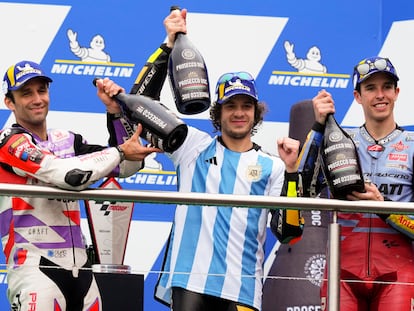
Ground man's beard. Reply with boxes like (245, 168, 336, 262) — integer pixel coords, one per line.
(223, 127, 252, 139)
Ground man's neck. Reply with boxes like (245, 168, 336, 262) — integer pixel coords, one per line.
(219, 135, 254, 152)
(16, 122, 47, 141)
(364, 118, 396, 141)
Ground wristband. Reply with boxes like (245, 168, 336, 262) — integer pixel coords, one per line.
(160, 43, 172, 54)
(312, 121, 325, 133)
(284, 171, 299, 182)
(108, 112, 123, 120)
(116, 146, 125, 162)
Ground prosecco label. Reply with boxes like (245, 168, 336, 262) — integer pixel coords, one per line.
(321, 114, 365, 198)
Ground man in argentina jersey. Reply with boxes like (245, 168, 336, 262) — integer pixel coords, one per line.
(149, 10, 302, 311)
(155, 78, 300, 310)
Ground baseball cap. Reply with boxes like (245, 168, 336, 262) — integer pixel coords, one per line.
(214, 71, 258, 104)
(2, 60, 52, 94)
(353, 56, 399, 89)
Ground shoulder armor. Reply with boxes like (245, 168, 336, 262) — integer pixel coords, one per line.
(0, 127, 29, 146)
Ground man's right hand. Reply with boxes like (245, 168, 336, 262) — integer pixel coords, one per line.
(95, 77, 125, 114)
(164, 8, 187, 48)
(312, 89, 336, 125)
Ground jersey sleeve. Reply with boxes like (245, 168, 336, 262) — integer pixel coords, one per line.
(0, 129, 123, 191)
(296, 122, 327, 197)
(129, 43, 171, 99)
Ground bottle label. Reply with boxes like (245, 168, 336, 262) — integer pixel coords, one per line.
(168, 35, 211, 115)
(324, 142, 363, 182)
(174, 58, 210, 102)
(321, 122, 365, 197)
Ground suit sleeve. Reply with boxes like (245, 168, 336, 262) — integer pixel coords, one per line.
(0, 129, 123, 191)
(296, 122, 327, 197)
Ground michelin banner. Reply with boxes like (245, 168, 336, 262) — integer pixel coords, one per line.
(1, 0, 414, 310)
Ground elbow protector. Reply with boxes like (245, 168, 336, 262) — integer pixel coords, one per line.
(271, 174, 305, 244)
(271, 208, 305, 245)
(64, 168, 93, 187)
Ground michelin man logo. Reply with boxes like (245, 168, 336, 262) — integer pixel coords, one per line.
(304, 253, 326, 287)
(269, 40, 349, 88)
(225, 79, 251, 93)
(16, 63, 42, 79)
(284, 40, 327, 73)
(67, 29, 111, 62)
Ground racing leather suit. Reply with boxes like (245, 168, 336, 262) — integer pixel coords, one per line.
(0, 113, 141, 311)
(298, 122, 414, 310)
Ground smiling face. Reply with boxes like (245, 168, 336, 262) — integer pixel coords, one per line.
(4, 77, 50, 134)
(219, 94, 256, 151)
(353, 72, 399, 125)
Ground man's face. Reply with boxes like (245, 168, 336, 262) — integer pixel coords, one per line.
(220, 94, 255, 140)
(354, 72, 399, 122)
(5, 78, 50, 129)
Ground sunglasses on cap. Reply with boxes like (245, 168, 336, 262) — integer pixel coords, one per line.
(217, 71, 255, 84)
(353, 57, 399, 88)
(215, 71, 258, 104)
(355, 58, 391, 75)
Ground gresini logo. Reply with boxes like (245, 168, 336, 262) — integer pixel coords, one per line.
(51, 29, 134, 78)
(304, 253, 326, 287)
(268, 40, 350, 89)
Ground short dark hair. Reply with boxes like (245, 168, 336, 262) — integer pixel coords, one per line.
(4, 91, 14, 102)
(4, 79, 50, 103)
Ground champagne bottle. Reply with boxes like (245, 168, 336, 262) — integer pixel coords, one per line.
(93, 78, 187, 152)
(168, 6, 211, 115)
(116, 93, 188, 152)
(320, 114, 365, 199)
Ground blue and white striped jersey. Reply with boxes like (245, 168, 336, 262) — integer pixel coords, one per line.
(155, 126, 286, 310)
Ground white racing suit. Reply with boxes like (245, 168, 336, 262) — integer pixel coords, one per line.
(0, 114, 141, 311)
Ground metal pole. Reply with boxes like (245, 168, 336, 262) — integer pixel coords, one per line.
(328, 210, 340, 311)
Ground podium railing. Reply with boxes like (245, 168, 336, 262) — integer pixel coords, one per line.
(1, 183, 413, 311)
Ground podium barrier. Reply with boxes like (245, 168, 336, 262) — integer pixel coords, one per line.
(1, 183, 414, 311)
